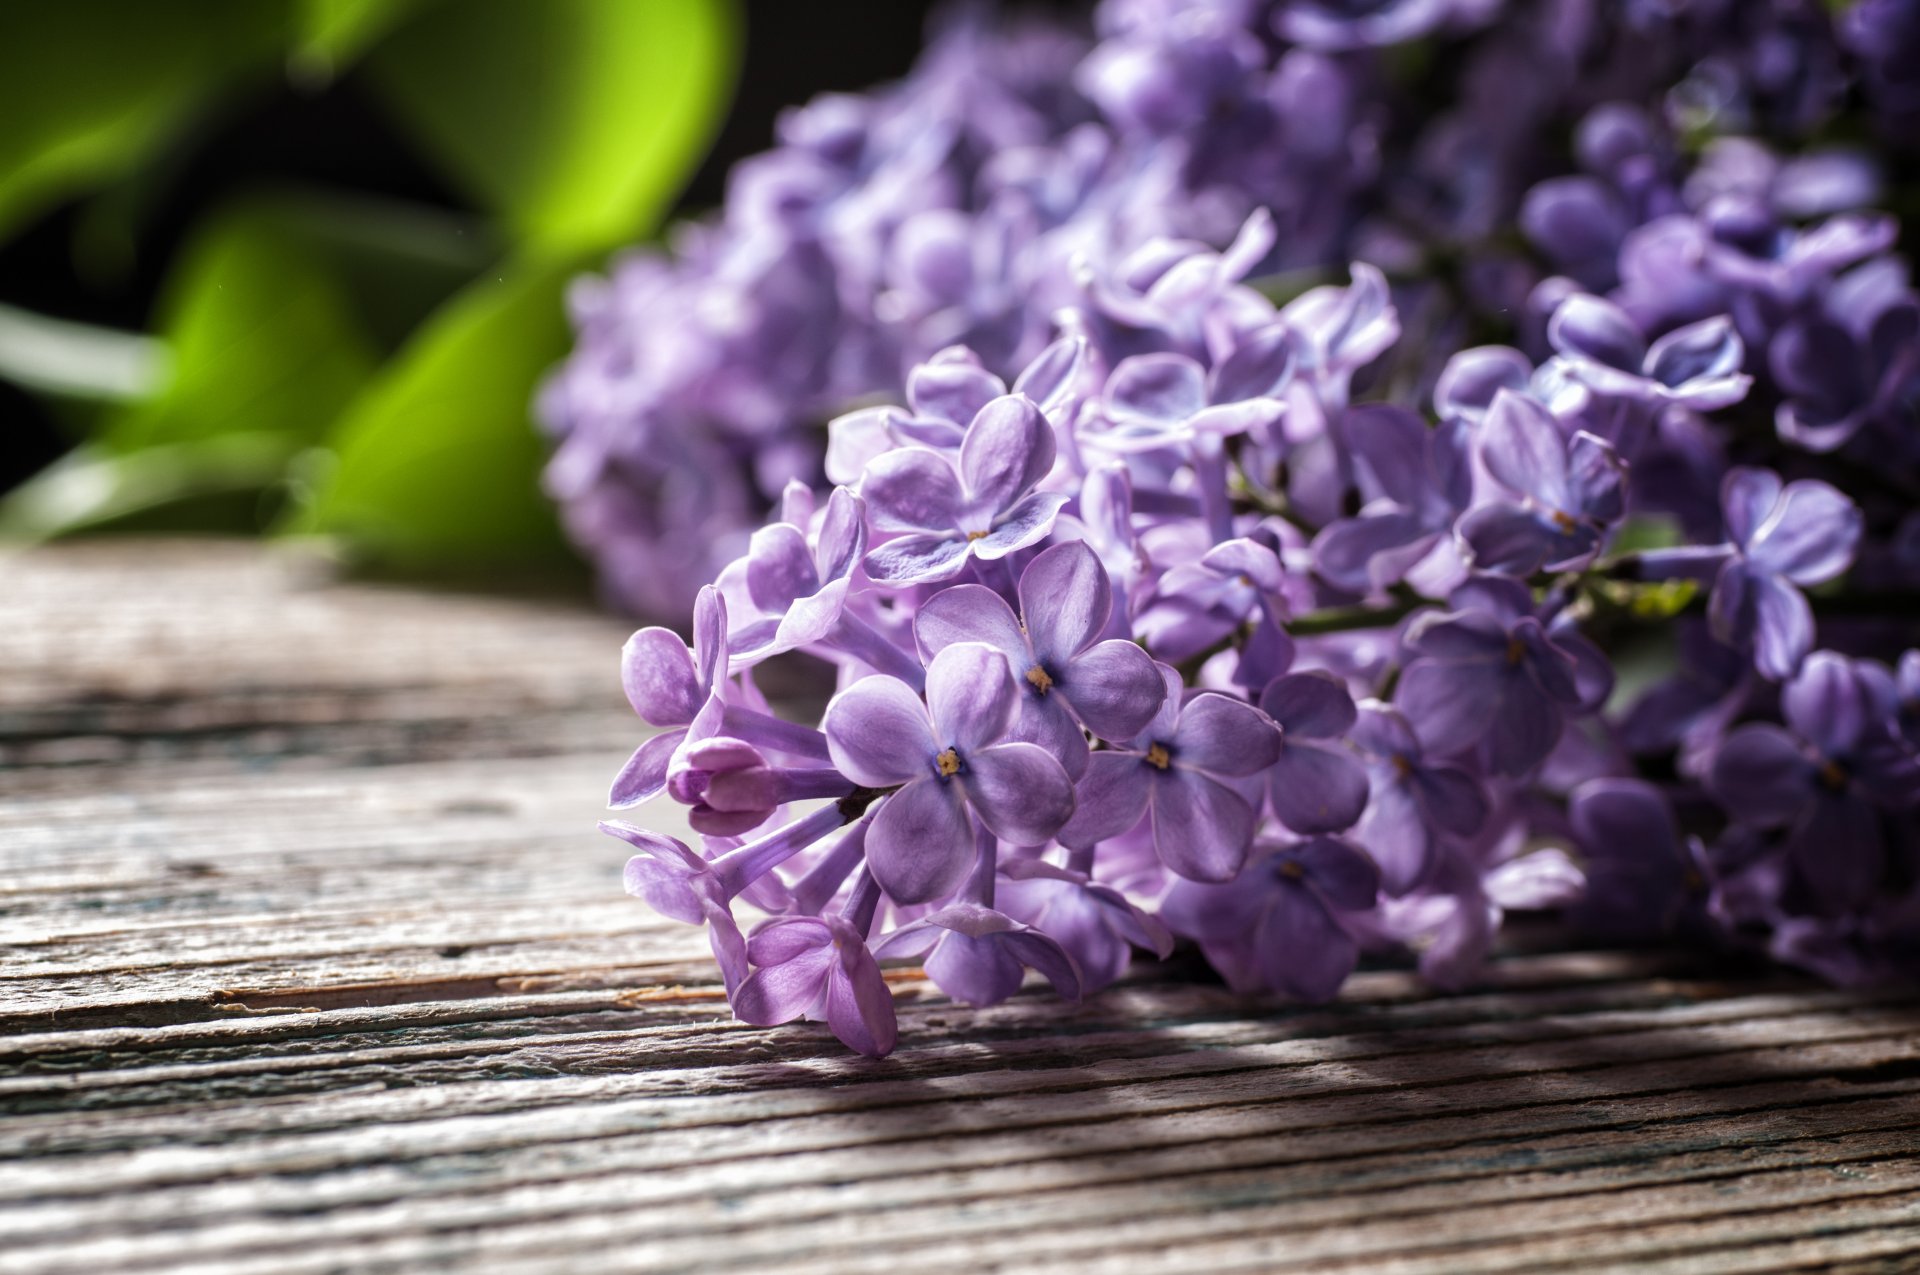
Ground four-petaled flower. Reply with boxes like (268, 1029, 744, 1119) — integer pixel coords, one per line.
(1057, 663, 1283, 881)
(823, 643, 1077, 902)
(914, 540, 1166, 777)
(858, 394, 1069, 585)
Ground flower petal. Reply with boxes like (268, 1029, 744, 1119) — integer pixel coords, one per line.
(824, 940, 898, 1057)
(961, 742, 1077, 846)
(862, 532, 971, 586)
(1258, 670, 1357, 738)
(1060, 639, 1167, 743)
(1268, 742, 1371, 834)
(731, 947, 833, 1025)
(1151, 767, 1256, 881)
(1171, 692, 1283, 775)
(608, 730, 683, 808)
(861, 446, 964, 533)
(971, 490, 1071, 560)
(1018, 540, 1111, 667)
(1056, 751, 1153, 848)
(621, 628, 700, 727)
(959, 394, 1055, 515)
(823, 674, 936, 787)
(1708, 723, 1812, 827)
(866, 778, 975, 904)
(913, 583, 1029, 666)
(1254, 884, 1357, 1002)
(926, 641, 1019, 753)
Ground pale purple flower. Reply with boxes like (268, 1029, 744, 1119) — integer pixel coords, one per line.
(859, 394, 1069, 586)
(1057, 664, 1282, 881)
(732, 911, 896, 1057)
(913, 540, 1167, 776)
(1567, 779, 1711, 941)
(822, 642, 1076, 902)
(996, 859, 1175, 994)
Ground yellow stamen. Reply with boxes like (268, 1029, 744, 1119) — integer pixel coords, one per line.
(936, 748, 961, 777)
(1279, 859, 1306, 880)
(1390, 754, 1413, 779)
(1025, 665, 1054, 694)
(966, 530, 990, 542)
(1145, 743, 1172, 770)
(1505, 637, 1527, 666)
(1818, 759, 1849, 791)
(1549, 509, 1578, 533)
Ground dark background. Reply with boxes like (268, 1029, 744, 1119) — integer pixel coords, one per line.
(0, 1, 1077, 494)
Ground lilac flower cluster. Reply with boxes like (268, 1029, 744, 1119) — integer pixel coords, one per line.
(545, 0, 1914, 617)
(569, 1, 1920, 1051)
(602, 204, 1920, 1054)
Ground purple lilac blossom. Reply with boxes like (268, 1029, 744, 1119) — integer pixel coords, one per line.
(587, 2, 1920, 1054)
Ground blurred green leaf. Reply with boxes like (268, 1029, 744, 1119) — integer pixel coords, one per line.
(0, 433, 299, 542)
(367, 0, 739, 254)
(0, 3, 282, 243)
(284, 258, 578, 565)
(224, 189, 499, 351)
(290, 0, 428, 83)
(103, 201, 382, 454)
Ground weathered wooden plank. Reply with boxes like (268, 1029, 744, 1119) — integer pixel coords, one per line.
(2, 541, 1916, 1275)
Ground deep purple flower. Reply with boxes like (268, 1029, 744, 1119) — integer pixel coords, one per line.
(1770, 263, 1920, 453)
(1545, 294, 1752, 411)
(1258, 671, 1370, 835)
(1312, 404, 1471, 595)
(1396, 577, 1610, 777)
(1349, 701, 1488, 895)
(823, 642, 1076, 902)
(859, 394, 1069, 586)
(914, 540, 1167, 776)
(1568, 778, 1711, 940)
(1458, 388, 1626, 576)
(1057, 664, 1282, 881)
(1162, 837, 1381, 1001)
(1709, 651, 1919, 913)
(1708, 467, 1861, 681)
(875, 902, 1083, 1006)
(732, 911, 896, 1057)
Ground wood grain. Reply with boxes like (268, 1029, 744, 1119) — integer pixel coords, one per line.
(2, 540, 1916, 1274)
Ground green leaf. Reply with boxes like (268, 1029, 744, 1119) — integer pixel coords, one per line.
(366, 0, 739, 254)
(283, 257, 579, 566)
(0, 3, 283, 242)
(102, 200, 382, 454)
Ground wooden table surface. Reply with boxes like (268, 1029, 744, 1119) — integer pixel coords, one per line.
(3, 540, 1917, 1274)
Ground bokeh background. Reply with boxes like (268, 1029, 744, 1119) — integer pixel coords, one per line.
(0, 0, 1045, 587)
